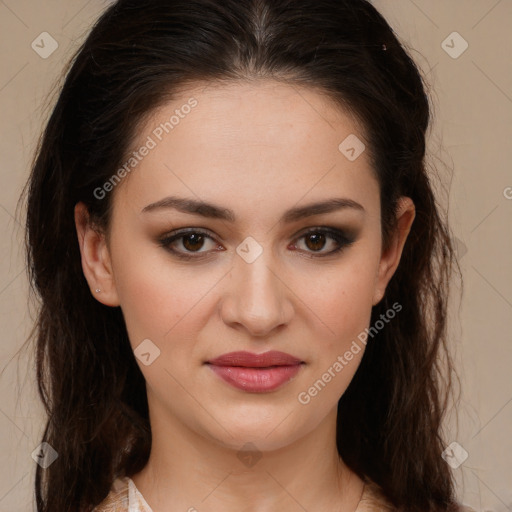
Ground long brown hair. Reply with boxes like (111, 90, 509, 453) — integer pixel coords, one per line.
(20, 1, 462, 510)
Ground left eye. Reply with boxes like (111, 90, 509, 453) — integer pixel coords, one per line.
(292, 228, 352, 254)
(158, 227, 354, 259)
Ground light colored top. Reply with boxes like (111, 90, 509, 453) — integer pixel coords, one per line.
(93, 476, 477, 512)
(93, 476, 396, 511)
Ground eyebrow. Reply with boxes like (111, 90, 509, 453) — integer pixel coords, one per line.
(141, 196, 365, 223)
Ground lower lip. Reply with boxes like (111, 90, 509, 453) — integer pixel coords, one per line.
(207, 364, 303, 392)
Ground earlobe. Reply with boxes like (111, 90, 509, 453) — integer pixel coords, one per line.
(74, 202, 120, 307)
(372, 196, 416, 306)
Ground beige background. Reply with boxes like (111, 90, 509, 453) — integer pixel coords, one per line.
(0, 1, 511, 510)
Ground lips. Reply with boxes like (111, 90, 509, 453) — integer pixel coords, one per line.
(205, 351, 304, 392)
(206, 350, 303, 367)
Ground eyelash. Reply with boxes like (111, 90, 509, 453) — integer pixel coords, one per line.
(158, 227, 356, 261)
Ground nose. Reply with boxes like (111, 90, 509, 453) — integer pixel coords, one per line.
(220, 247, 294, 338)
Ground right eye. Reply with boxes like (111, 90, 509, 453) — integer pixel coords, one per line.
(158, 228, 223, 260)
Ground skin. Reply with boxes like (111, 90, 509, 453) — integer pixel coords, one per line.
(75, 80, 415, 512)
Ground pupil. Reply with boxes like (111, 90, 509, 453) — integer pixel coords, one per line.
(306, 233, 325, 251)
(183, 233, 204, 251)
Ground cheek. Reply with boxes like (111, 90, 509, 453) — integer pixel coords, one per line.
(299, 251, 379, 349)
(110, 237, 206, 348)
(294, 258, 377, 408)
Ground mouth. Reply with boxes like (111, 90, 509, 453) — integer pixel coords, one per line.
(205, 351, 305, 393)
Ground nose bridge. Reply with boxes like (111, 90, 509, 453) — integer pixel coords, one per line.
(223, 237, 292, 335)
(239, 248, 277, 300)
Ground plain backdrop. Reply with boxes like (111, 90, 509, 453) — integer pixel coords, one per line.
(0, 1, 511, 510)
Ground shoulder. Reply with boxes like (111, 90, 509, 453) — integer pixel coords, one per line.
(357, 478, 478, 512)
(357, 479, 395, 512)
(93, 476, 130, 512)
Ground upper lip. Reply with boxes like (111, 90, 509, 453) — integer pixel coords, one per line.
(206, 350, 303, 367)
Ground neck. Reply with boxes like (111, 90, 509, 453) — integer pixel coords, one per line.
(132, 394, 365, 512)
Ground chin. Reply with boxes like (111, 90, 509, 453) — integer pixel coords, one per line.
(199, 413, 308, 453)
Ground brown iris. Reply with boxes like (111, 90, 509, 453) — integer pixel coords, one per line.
(304, 232, 326, 252)
(182, 233, 205, 252)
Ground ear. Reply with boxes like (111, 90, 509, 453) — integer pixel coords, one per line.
(372, 196, 416, 306)
(74, 202, 120, 307)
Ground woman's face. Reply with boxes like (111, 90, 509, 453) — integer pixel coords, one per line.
(76, 80, 414, 451)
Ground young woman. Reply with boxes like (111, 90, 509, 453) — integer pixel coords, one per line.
(22, 1, 470, 511)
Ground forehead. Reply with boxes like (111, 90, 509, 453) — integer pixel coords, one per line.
(113, 79, 378, 222)
(142, 79, 366, 152)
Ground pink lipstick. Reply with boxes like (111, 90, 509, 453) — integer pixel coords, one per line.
(205, 350, 304, 392)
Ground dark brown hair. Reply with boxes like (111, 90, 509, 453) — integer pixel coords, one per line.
(21, 0, 462, 510)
